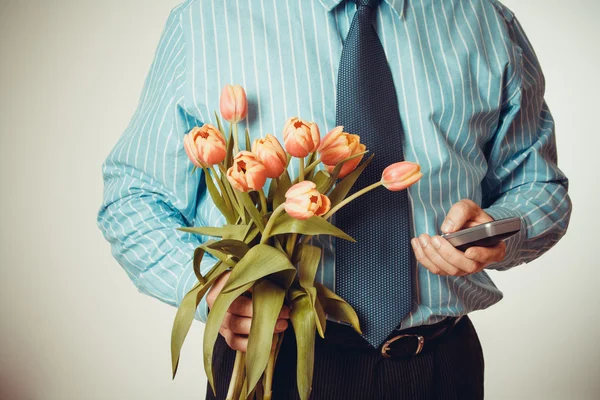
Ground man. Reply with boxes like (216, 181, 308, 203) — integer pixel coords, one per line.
(97, 0, 571, 398)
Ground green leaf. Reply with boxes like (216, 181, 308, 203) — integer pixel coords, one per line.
(202, 167, 235, 222)
(246, 279, 286, 394)
(225, 125, 234, 169)
(178, 225, 250, 240)
(314, 297, 327, 339)
(245, 127, 251, 151)
(221, 244, 297, 294)
(243, 221, 260, 244)
(292, 244, 322, 291)
(267, 178, 278, 201)
(207, 239, 250, 260)
(238, 191, 266, 232)
(320, 152, 371, 195)
(203, 281, 254, 396)
(193, 246, 208, 284)
(290, 293, 316, 400)
(315, 282, 362, 334)
(266, 214, 355, 242)
(171, 261, 228, 379)
(313, 170, 331, 193)
(214, 110, 225, 135)
(328, 154, 375, 207)
(273, 171, 292, 209)
(199, 243, 237, 268)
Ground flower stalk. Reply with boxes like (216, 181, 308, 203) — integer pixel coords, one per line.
(226, 350, 245, 400)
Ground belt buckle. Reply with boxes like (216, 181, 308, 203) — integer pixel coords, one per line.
(381, 334, 425, 358)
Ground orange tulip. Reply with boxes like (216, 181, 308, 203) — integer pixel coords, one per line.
(282, 117, 320, 158)
(220, 84, 248, 123)
(381, 161, 423, 191)
(284, 181, 331, 220)
(183, 124, 227, 167)
(252, 134, 287, 178)
(226, 151, 268, 192)
(319, 126, 366, 179)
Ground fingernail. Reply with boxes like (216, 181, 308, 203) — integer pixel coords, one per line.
(411, 238, 418, 248)
(276, 320, 288, 329)
(419, 236, 429, 248)
(441, 219, 455, 233)
(466, 250, 479, 261)
(431, 236, 441, 249)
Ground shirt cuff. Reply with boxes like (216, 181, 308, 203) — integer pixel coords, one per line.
(482, 205, 527, 271)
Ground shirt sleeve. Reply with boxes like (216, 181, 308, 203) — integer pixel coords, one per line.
(96, 5, 216, 322)
(480, 7, 572, 271)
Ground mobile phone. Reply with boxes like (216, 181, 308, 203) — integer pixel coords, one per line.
(440, 217, 521, 252)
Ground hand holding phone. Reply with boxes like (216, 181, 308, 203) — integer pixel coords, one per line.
(441, 217, 521, 252)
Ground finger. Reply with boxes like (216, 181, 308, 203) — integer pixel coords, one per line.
(274, 318, 289, 333)
(430, 236, 479, 275)
(228, 295, 253, 317)
(206, 271, 231, 309)
(441, 199, 479, 233)
(465, 242, 507, 267)
(226, 313, 252, 335)
(419, 234, 463, 276)
(223, 328, 248, 352)
(411, 237, 447, 276)
(278, 306, 291, 319)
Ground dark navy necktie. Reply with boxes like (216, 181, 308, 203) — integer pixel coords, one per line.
(335, 0, 413, 348)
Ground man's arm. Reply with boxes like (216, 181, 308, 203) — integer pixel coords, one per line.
(475, 7, 572, 271)
(96, 5, 218, 321)
(412, 7, 571, 275)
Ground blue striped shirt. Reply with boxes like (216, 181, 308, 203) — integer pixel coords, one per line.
(97, 0, 571, 329)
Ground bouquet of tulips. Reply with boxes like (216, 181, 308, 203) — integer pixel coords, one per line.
(171, 84, 422, 400)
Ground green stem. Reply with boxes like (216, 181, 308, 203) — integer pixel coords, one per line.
(233, 123, 239, 154)
(323, 181, 383, 220)
(218, 164, 245, 219)
(226, 350, 244, 400)
(259, 189, 268, 215)
(303, 156, 321, 176)
(274, 237, 286, 253)
(263, 335, 278, 400)
(210, 165, 234, 222)
(260, 203, 286, 245)
(299, 156, 305, 182)
(286, 233, 298, 258)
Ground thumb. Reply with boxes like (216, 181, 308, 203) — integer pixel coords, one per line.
(441, 199, 480, 233)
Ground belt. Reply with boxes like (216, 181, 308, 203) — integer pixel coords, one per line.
(321, 316, 463, 358)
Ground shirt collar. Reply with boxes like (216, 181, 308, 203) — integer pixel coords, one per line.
(317, 0, 405, 18)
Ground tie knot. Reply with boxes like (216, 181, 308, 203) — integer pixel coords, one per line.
(354, 0, 381, 10)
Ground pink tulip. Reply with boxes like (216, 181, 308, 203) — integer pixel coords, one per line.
(381, 161, 423, 191)
(252, 134, 287, 178)
(319, 126, 366, 179)
(183, 124, 227, 167)
(282, 117, 321, 158)
(226, 151, 268, 192)
(220, 84, 248, 123)
(284, 181, 331, 220)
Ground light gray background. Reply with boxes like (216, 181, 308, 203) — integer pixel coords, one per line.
(0, 0, 598, 399)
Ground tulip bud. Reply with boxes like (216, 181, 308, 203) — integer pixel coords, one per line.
(220, 84, 248, 123)
(319, 126, 366, 179)
(226, 151, 268, 192)
(282, 117, 320, 158)
(252, 134, 287, 178)
(284, 181, 331, 220)
(183, 124, 227, 167)
(381, 161, 423, 191)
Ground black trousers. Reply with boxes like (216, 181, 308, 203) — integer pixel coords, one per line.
(206, 316, 484, 400)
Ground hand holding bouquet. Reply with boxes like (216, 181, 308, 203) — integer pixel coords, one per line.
(171, 84, 422, 400)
